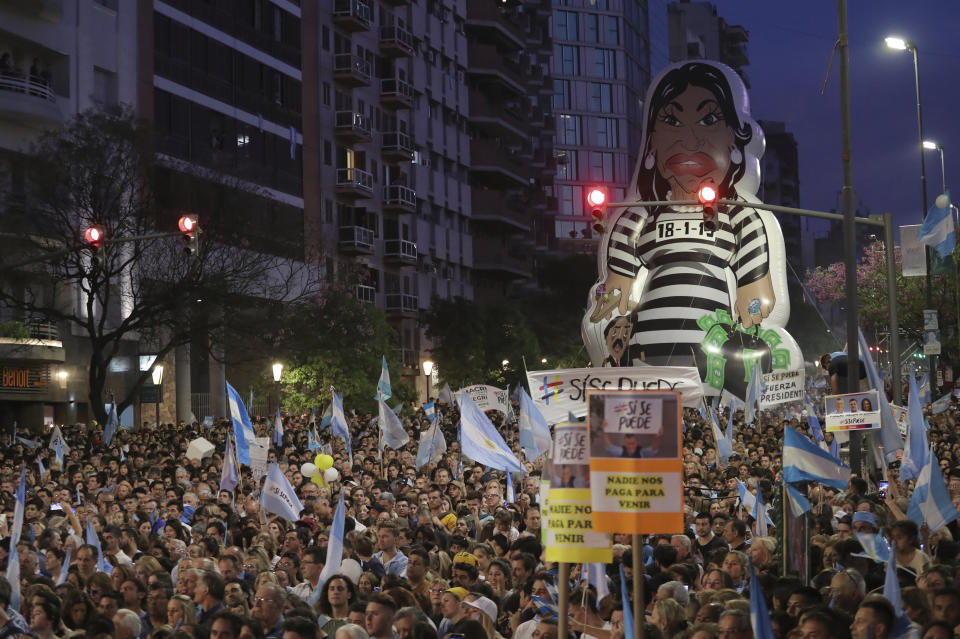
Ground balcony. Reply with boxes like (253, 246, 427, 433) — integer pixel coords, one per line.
(355, 284, 377, 304)
(385, 293, 418, 316)
(0, 319, 64, 363)
(335, 167, 374, 199)
(332, 0, 372, 32)
(469, 93, 527, 141)
(380, 78, 413, 110)
(466, 44, 525, 95)
(383, 185, 416, 214)
(465, 3, 525, 50)
(334, 111, 372, 144)
(334, 53, 372, 87)
(381, 131, 414, 163)
(470, 139, 530, 187)
(0, 72, 62, 128)
(471, 189, 530, 231)
(338, 226, 375, 254)
(383, 239, 417, 265)
(380, 24, 415, 57)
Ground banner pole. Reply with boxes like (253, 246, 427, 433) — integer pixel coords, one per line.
(632, 534, 644, 639)
(557, 562, 569, 639)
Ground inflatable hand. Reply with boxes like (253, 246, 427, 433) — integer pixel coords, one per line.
(735, 274, 775, 329)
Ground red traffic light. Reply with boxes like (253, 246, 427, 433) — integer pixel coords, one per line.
(84, 227, 103, 245)
(178, 215, 198, 234)
(698, 185, 718, 204)
(587, 188, 606, 207)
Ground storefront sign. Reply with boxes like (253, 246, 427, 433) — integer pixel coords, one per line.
(0, 363, 49, 394)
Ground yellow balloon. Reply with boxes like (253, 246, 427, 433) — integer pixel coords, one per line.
(314, 454, 324, 467)
(312, 474, 325, 487)
(317, 454, 334, 470)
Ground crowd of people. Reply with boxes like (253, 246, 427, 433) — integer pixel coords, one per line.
(0, 378, 957, 639)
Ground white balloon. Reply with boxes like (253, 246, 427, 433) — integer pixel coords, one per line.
(300, 463, 318, 478)
(323, 467, 339, 483)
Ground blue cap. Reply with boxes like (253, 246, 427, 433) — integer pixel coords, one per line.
(852, 511, 876, 527)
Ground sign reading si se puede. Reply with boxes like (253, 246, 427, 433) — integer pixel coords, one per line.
(587, 390, 684, 534)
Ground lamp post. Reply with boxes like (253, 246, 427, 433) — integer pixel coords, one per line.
(924, 140, 946, 192)
(422, 360, 434, 402)
(272, 362, 283, 413)
(151, 364, 164, 427)
(886, 35, 935, 387)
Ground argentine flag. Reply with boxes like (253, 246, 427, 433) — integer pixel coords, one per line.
(330, 388, 352, 464)
(378, 398, 410, 450)
(311, 491, 346, 603)
(261, 462, 304, 523)
(901, 370, 930, 481)
(376, 355, 392, 401)
(459, 391, 524, 473)
(745, 361, 764, 424)
(518, 387, 551, 460)
(782, 426, 851, 490)
(416, 416, 447, 469)
(225, 380, 256, 465)
(918, 191, 956, 259)
(907, 450, 959, 533)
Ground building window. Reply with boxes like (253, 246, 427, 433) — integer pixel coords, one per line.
(594, 48, 615, 79)
(558, 45, 579, 75)
(322, 82, 331, 107)
(584, 13, 599, 43)
(605, 16, 620, 44)
(557, 184, 582, 216)
(322, 26, 330, 51)
(93, 67, 118, 107)
(556, 149, 577, 180)
(590, 151, 615, 181)
(590, 82, 612, 112)
(324, 140, 332, 165)
(556, 11, 578, 41)
(553, 79, 571, 110)
(558, 114, 581, 145)
(595, 117, 618, 148)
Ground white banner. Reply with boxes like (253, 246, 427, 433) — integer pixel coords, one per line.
(900, 225, 926, 277)
(526, 367, 703, 425)
(759, 369, 805, 408)
(457, 384, 508, 414)
(250, 437, 270, 482)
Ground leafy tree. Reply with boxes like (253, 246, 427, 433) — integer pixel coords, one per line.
(0, 107, 318, 426)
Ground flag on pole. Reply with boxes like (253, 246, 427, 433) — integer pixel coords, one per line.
(854, 533, 890, 562)
(6, 467, 24, 611)
(311, 491, 345, 604)
(202, 416, 214, 429)
(459, 391, 524, 473)
(103, 401, 119, 446)
(785, 483, 811, 516)
(56, 437, 63, 469)
(225, 381, 255, 465)
(273, 409, 283, 448)
(320, 403, 332, 430)
(56, 547, 71, 586)
(378, 398, 410, 450)
(745, 362, 764, 425)
(753, 487, 768, 537)
(748, 560, 775, 639)
(782, 426, 851, 490)
(85, 515, 112, 574)
(506, 477, 516, 503)
(619, 563, 634, 639)
(918, 190, 956, 259)
(438, 382, 455, 406)
(48, 426, 69, 454)
(931, 393, 953, 414)
(518, 388, 551, 460)
(37, 458, 45, 478)
(901, 370, 931, 481)
(416, 416, 447, 470)
(919, 375, 931, 405)
(424, 402, 436, 420)
(709, 408, 733, 464)
(376, 355, 392, 401)
(906, 450, 959, 533)
(260, 462, 304, 523)
(857, 329, 903, 463)
(16, 437, 38, 448)
(805, 394, 825, 444)
(329, 388, 352, 464)
(220, 437, 239, 493)
(585, 564, 610, 602)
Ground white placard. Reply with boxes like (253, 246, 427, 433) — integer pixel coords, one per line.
(603, 397, 663, 434)
(553, 424, 589, 465)
(249, 436, 270, 482)
(759, 369, 805, 408)
(457, 384, 508, 414)
(900, 225, 926, 277)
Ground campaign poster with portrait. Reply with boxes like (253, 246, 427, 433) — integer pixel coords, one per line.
(543, 422, 612, 563)
(586, 390, 684, 534)
(824, 390, 881, 431)
(890, 404, 908, 437)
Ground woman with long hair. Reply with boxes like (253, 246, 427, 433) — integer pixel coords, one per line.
(316, 575, 358, 637)
(166, 594, 197, 629)
(651, 599, 687, 639)
(891, 520, 932, 575)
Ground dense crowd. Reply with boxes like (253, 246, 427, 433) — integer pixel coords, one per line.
(0, 381, 958, 639)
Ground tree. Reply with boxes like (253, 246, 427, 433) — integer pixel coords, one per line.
(0, 107, 319, 426)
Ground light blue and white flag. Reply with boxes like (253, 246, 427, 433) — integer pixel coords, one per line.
(918, 190, 956, 258)
(782, 426, 851, 490)
(424, 402, 436, 420)
(220, 437, 239, 493)
(438, 382, 455, 406)
(785, 483, 811, 517)
(103, 401, 119, 446)
(260, 462, 304, 523)
(619, 563, 634, 639)
(709, 408, 733, 464)
(391, 403, 403, 416)
(56, 547, 71, 586)
(37, 458, 45, 478)
(377, 355, 392, 401)
(416, 416, 447, 470)
(273, 409, 283, 448)
(586, 563, 610, 602)
(311, 491, 345, 603)
(85, 515, 112, 574)
(745, 361, 764, 425)
(805, 394, 825, 444)
(854, 532, 891, 562)
(202, 416, 214, 429)
(506, 477, 516, 504)
(883, 538, 911, 637)
(48, 426, 69, 454)
(931, 393, 953, 415)
(320, 403, 332, 430)
(906, 450, 960, 533)
(518, 388, 551, 460)
(6, 467, 25, 611)
(753, 487, 768, 537)
(330, 388, 352, 464)
(919, 375, 931, 405)
(307, 428, 321, 451)
(226, 380, 255, 465)
(459, 391, 524, 473)
(901, 370, 931, 482)
(55, 437, 63, 469)
(858, 329, 903, 463)
(737, 479, 757, 512)
(749, 560, 776, 639)
(16, 437, 39, 448)
(379, 398, 410, 450)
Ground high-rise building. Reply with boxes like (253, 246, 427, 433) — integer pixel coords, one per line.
(667, 0, 749, 86)
(0, 0, 139, 427)
(545, 0, 665, 256)
(758, 120, 803, 279)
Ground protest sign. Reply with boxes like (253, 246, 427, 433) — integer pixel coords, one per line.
(456, 384, 508, 414)
(587, 390, 683, 534)
(890, 404, 908, 437)
(526, 367, 703, 425)
(759, 369, 805, 408)
(543, 422, 611, 563)
(249, 437, 270, 482)
(824, 390, 881, 431)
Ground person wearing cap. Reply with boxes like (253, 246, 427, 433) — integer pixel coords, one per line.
(464, 594, 503, 639)
(851, 511, 878, 535)
(452, 552, 480, 589)
(437, 587, 469, 639)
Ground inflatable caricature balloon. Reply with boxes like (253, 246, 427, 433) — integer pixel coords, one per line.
(581, 60, 802, 399)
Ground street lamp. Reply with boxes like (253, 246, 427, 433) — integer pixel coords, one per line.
(923, 140, 946, 193)
(885, 34, 935, 386)
(422, 360, 434, 402)
(151, 364, 164, 427)
(272, 362, 283, 412)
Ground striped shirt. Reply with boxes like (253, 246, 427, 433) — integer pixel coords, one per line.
(606, 202, 769, 364)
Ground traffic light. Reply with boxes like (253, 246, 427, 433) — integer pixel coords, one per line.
(178, 215, 200, 255)
(587, 187, 607, 235)
(698, 184, 719, 232)
(83, 226, 104, 247)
